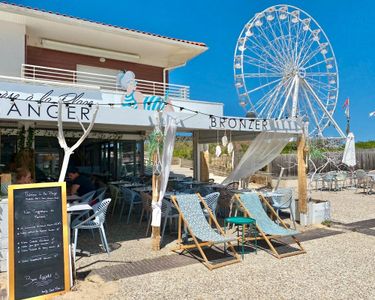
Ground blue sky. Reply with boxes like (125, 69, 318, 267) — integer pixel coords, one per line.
(9, 0, 375, 140)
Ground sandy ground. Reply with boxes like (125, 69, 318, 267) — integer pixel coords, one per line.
(59, 188, 375, 300)
(1, 187, 374, 299)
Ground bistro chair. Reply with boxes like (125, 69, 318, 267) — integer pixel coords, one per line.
(271, 188, 296, 229)
(71, 198, 112, 261)
(355, 169, 369, 192)
(171, 193, 240, 270)
(217, 189, 236, 218)
(160, 199, 180, 243)
(367, 171, 375, 194)
(334, 172, 347, 190)
(140, 196, 179, 240)
(322, 171, 336, 191)
(234, 193, 305, 259)
(108, 184, 120, 215)
(196, 186, 212, 197)
(119, 187, 142, 224)
(79, 190, 96, 205)
(95, 187, 108, 202)
(308, 173, 322, 191)
(202, 192, 220, 218)
(225, 181, 239, 190)
(139, 192, 153, 235)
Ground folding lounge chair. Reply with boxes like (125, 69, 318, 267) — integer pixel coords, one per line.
(234, 192, 306, 259)
(171, 194, 241, 270)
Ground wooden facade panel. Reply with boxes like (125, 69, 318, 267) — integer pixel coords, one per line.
(26, 46, 164, 82)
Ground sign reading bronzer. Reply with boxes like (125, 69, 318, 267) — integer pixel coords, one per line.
(8, 182, 70, 300)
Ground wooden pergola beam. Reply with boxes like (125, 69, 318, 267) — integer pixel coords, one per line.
(297, 134, 308, 214)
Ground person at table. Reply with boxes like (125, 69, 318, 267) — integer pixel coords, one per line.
(15, 167, 33, 184)
(67, 167, 95, 196)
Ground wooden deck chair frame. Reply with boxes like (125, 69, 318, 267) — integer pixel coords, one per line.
(171, 193, 241, 270)
(234, 193, 306, 259)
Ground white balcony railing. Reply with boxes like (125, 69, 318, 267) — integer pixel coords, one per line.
(21, 64, 190, 100)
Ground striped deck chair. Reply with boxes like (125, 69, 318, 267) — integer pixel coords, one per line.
(171, 194, 241, 270)
(234, 192, 306, 259)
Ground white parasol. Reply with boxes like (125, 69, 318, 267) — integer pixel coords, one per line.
(342, 132, 356, 167)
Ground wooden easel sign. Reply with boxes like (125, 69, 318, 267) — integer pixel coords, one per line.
(8, 182, 70, 300)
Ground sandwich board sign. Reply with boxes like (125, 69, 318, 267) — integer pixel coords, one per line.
(8, 182, 70, 299)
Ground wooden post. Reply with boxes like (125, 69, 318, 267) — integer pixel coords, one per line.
(297, 134, 308, 214)
(151, 153, 161, 251)
(193, 131, 200, 180)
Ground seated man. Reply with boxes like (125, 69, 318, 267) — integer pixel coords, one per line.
(67, 167, 95, 196)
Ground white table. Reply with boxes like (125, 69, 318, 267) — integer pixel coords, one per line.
(67, 203, 92, 212)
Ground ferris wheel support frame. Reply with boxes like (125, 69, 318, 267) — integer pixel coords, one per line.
(291, 76, 300, 118)
(278, 76, 296, 119)
(303, 79, 346, 138)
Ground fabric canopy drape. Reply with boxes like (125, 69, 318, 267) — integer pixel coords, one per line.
(222, 132, 293, 185)
(342, 132, 356, 167)
(151, 114, 177, 227)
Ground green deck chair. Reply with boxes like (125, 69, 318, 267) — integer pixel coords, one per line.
(171, 193, 240, 270)
(235, 192, 306, 259)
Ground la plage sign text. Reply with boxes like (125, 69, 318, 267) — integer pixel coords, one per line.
(0, 90, 93, 121)
(0, 80, 101, 122)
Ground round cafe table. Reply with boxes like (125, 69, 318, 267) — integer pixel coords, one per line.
(224, 216, 257, 260)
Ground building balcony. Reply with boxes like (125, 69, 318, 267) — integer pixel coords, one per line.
(21, 64, 190, 100)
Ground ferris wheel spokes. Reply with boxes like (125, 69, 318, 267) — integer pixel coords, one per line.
(266, 77, 294, 118)
(291, 76, 300, 117)
(247, 34, 286, 69)
(242, 54, 282, 73)
(247, 77, 283, 94)
(256, 79, 286, 115)
(243, 73, 283, 78)
(234, 5, 343, 137)
(256, 25, 288, 65)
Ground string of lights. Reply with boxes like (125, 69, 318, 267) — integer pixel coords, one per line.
(3, 97, 279, 122)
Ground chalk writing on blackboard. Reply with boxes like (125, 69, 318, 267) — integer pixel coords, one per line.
(8, 182, 69, 300)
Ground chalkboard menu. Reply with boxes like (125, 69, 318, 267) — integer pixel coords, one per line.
(8, 182, 70, 300)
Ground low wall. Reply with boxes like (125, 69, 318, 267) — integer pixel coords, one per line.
(180, 159, 193, 169)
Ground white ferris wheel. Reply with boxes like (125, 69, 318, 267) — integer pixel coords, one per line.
(234, 4, 345, 138)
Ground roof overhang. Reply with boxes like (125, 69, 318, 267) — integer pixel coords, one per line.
(0, 77, 303, 135)
(0, 3, 208, 68)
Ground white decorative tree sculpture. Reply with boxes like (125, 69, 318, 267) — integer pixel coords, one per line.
(57, 100, 99, 182)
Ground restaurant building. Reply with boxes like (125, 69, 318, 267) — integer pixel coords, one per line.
(0, 2, 301, 182)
